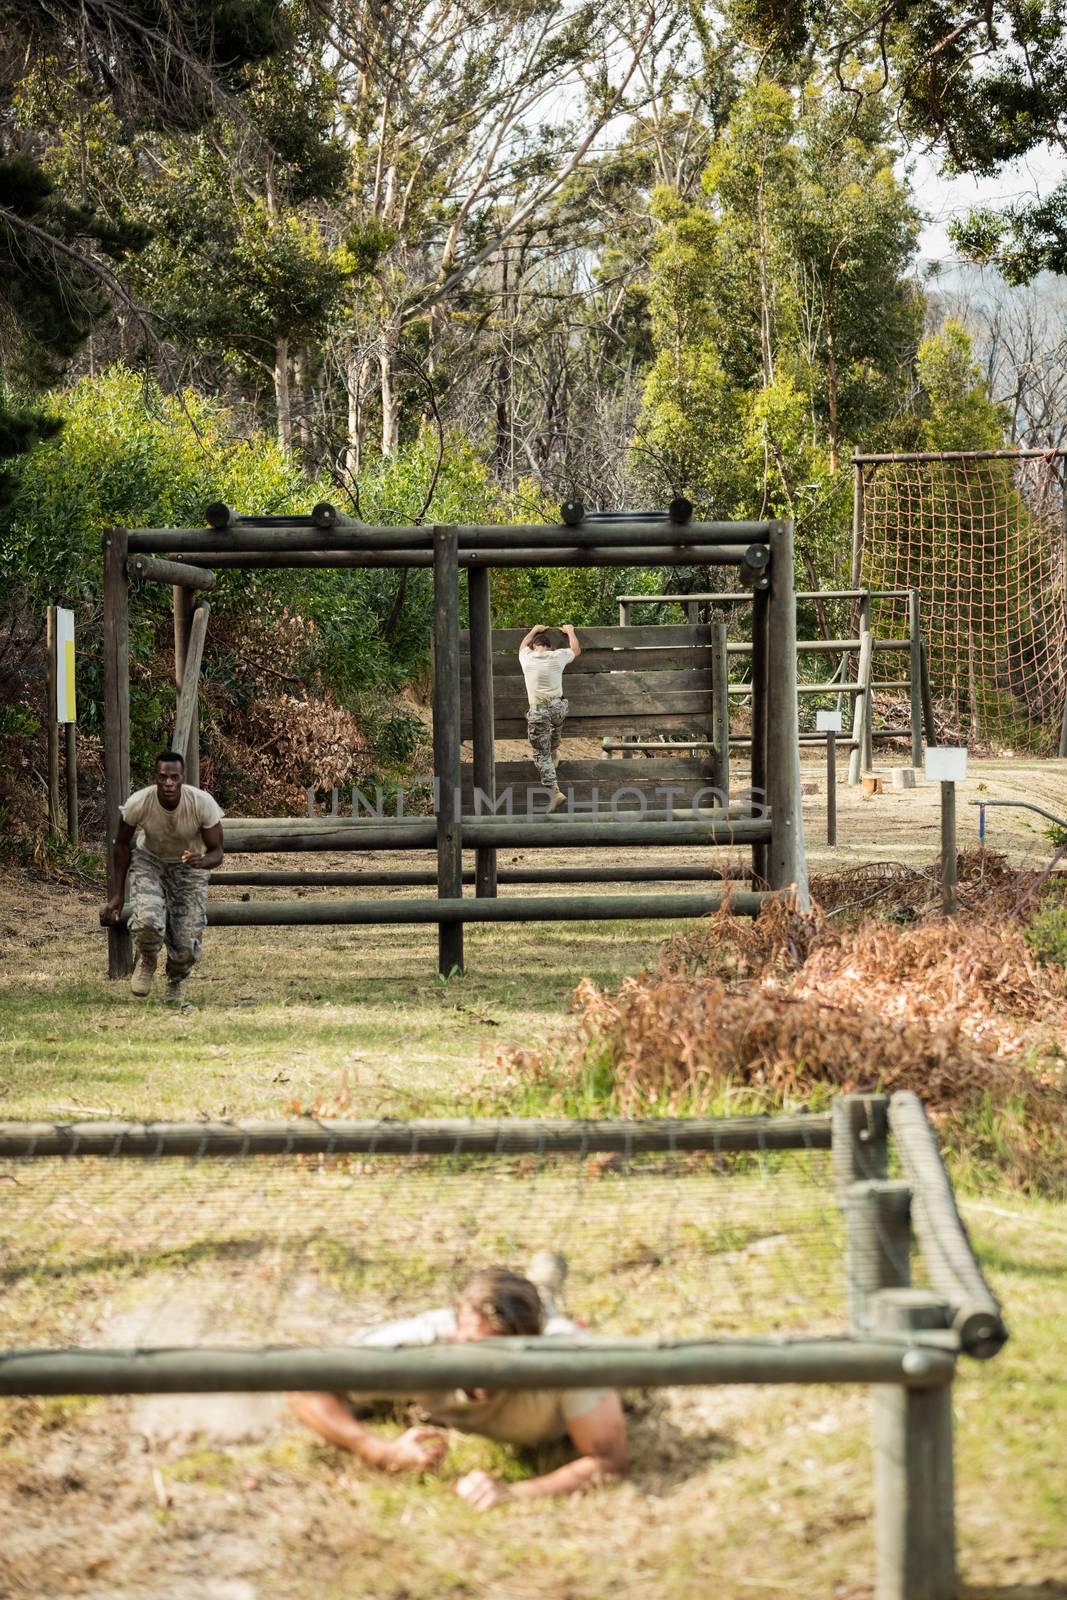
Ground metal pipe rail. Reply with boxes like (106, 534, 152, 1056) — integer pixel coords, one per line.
(0, 1112, 831, 1158)
(0, 1337, 955, 1398)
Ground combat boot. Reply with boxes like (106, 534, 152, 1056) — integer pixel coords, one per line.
(130, 951, 157, 997)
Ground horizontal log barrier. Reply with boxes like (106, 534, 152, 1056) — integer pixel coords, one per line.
(171, 546, 757, 571)
(101, 891, 767, 928)
(0, 1337, 955, 1397)
(209, 864, 747, 887)
(725, 638, 912, 655)
(127, 520, 776, 554)
(128, 555, 216, 590)
(888, 1093, 1008, 1359)
(218, 819, 770, 852)
(236, 806, 755, 829)
(0, 1111, 830, 1159)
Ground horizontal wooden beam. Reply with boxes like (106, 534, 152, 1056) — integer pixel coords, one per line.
(127, 520, 775, 553)
(102, 890, 767, 926)
(616, 590, 915, 604)
(0, 1336, 955, 1397)
(462, 647, 720, 676)
(466, 715, 715, 739)
(219, 819, 769, 851)
(209, 864, 744, 887)
(0, 1111, 829, 1159)
(128, 555, 216, 590)
(464, 625, 708, 649)
(168, 546, 756, 571)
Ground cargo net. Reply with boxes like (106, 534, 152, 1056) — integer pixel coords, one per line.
(860, 452, 1067, 753)
(1, 1141, 849, 1367)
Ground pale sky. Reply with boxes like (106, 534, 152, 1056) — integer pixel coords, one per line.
(911, 144, 1066, 264)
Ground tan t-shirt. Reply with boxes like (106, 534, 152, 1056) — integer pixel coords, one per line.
(349, 1306, 607, 1447)
(121, 784, 224, 862)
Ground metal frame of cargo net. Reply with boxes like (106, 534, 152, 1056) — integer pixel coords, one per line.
(101, 504, 809, 978)
(0, 1093, 1005, 1600)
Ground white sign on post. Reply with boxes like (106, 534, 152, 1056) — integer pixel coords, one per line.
(54, 607, 76, 724)
(816, 710, 843, 732)
(924, 746, 967, 783)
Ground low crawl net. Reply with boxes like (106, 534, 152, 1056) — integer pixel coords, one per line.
(0, 1128, 859, 1364)
(859, 451, 1067, 753)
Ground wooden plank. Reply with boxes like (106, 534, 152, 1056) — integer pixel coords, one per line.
(461, 625, 710, 649)
(467, 713, 717, 739)
(171, 602, 209, 762)
(461, 646, 721, 676)
(474, 681, 715, 715)
(46, 606, 60, 830)
(0, 1336, 954, 1400)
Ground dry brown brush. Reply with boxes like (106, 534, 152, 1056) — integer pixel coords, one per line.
(506, 855, 1067, 1192)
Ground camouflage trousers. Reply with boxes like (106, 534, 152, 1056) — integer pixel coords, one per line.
(127, 848, 210, 979)
(526, 697, 568, 789)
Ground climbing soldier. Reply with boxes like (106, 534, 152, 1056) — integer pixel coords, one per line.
(518, 623, 581, 813)
(103, 750, 224, 1003)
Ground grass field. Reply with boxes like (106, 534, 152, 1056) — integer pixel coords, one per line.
(1, 802, 1065, 1599)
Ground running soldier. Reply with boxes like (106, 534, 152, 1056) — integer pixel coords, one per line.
(103, 751, 224, 1003)
(518, 624, 581, 813)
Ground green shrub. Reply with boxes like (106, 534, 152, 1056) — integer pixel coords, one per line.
(1024, 906, 1067, 966)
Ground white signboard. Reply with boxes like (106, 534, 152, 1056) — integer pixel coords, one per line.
(816, 710, 843, 732)
(925, 746, 967, 783)
(54, 607, 76, 724)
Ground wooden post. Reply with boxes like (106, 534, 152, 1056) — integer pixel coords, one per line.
(686, 599, 700, 624)
(940, 781, 957, 914)
(850, 458, 865, 587)
(826, 730, 837, 846)
(871, 1289, 956, 1600)
(173, 587, 200, 788)
(433, 525, 464, 975)
(65, 722, 78, 847)
(710, 620, 730, 798)
(750, 586, 769, 882)
(831, 1094, 889, 1198)
(468, 566, 497, 897)
(765, 519, 808, 902)
(172, 602, 209, 768)
(849, 626, 874, 785)
(46, 605, 61, 831)
(102, 529, 132, 977)
(919, 640, 936, 745)
(908, 589, 923, 767)
(618, 600, 631, 625)
(843, 1179, 911, 1333)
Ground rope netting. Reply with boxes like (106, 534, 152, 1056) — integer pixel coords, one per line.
(1, 1142, 856, 1364)
(860, 453, 1067, 753)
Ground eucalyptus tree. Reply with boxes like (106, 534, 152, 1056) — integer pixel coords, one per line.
(322, 0, 678, 463)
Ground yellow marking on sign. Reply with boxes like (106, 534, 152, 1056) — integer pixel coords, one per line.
(64, 638, 76, 721)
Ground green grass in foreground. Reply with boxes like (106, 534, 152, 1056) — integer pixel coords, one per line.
(0, 911, 681, 1120)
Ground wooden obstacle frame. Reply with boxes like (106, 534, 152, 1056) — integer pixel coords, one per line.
(101, 507, 809, 978)
(0, 1092, 1007, 1600)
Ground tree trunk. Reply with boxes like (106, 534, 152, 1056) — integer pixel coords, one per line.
(826, 322, 840, 475)
(344, 342, 368, 481)
(275, 335, 292, 454)
(380, 333, 399, 456)
(293, 346, 311, 455)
